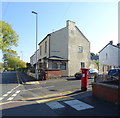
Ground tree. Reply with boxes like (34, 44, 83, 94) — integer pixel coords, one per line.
(0, 21, 19, 53)
(95, 61, 100, 71)
(91, 52, 99, 57)
(90, 52, 95, 57)
(0, 62, 4, 68)
(3, 53, 26, 70)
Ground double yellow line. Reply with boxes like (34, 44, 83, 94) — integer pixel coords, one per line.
(0, 89, 78, 106)
(20, 90, 75, 101)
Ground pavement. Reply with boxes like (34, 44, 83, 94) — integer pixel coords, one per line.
(1, 72, 120, 117)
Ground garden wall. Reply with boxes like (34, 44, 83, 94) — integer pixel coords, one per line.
(92, 82, 120, 104)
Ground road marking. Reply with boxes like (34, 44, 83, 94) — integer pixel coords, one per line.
(46, 101, 65, 109)
(0, 100, 28, 106)
(25, 81, 40, 84)
(12, 94, 17, 97)
(36, 96, 69, 104)
(7, 91, 12, 94)
(1, 84, 21, 101)
(7, 90, 21, 101)
(7, 97, 14, 101)
(10, 84, 21, 92)
(64, 99, 94, 111)
(0, 97, 4, 101)
(3, 94, 8, 97)
(20, 89, 76, 101)
(15, 90, 20, 94)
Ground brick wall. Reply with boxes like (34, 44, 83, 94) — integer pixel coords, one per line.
(45, 69, 62, 80)
(92, 83, 119, 104)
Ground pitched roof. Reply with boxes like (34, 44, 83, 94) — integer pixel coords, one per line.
(48, 56, 68, 61)
(99, 43, 120, 53)
(75, 26, 90, 43)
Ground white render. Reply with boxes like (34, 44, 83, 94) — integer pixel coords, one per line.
(99, 44, 120, 68)
(30, 49, 39, 66)
(30, 20, 91, 76)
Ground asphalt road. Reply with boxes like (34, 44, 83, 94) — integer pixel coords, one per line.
(1, 71, 94, 103)
(1, 72, 118, 117)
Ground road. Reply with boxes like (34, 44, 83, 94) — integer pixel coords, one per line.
(1, 71, 118, 117)
(1, 71, 94, 103)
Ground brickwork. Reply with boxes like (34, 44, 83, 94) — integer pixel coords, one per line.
(45, 69, 62, 80)
(92, 83, 119, 104)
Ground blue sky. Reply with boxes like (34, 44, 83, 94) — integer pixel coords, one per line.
(1, 1, 118, 63)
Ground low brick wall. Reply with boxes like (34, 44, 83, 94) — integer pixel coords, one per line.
(92, 82, 119, 104)
(45, 69, 62, 80)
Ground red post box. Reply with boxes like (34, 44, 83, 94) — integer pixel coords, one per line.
(81, 68, 89, 91)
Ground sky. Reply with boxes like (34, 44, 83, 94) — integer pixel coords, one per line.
(0, 0, 118, 63)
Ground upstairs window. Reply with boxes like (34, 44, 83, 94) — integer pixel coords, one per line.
(45, 41, 47, 53)
(78, 46, 83, 53)
(40, 46, 42, 56)
(106, 53, 108, 60)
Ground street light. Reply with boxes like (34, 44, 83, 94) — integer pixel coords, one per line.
(32, 11, 38, 80)
(21, 51, 23, 60)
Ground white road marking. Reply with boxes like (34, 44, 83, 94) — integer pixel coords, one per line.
(46, 102, 65, 109)
(7, 90, 21, 101)
(15, 90, 20, 94)
(0, 97, 4, 101)
(3, 94, 8, 97)
(64, 100, 94, 111)
(7, 97, 14, 101)
(12, 94, 17, 97)
(1, 84, 21, 101)
(7, 91, 12, 94)
(10, 84, 21, 92)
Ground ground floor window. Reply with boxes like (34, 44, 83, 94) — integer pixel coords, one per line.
(81, 62, 85, 68)
(60, 62, 66, 70)
(52, 62, 58, 69)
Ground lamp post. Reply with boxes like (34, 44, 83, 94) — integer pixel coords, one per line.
(32, 11, 38, 80)
(21, 51, 23, 60)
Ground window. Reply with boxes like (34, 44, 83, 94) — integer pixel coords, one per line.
(81, 62, 85, 68)
(52, 62, 58, 69)
(106, 53, 108, 60)
(60, 63, 66, 70)
(45, 41, 47, 53)
(78, 46, 83, 53)
(40, 46, 42, 56)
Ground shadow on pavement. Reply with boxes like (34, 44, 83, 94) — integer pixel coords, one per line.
(67, 78, 80, 81)
(1, 90, 119, 116)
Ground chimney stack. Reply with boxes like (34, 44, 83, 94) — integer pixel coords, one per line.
(117, 43, 120, 47)
(109, 41, 113, 45)
(66, 20, 75, 28)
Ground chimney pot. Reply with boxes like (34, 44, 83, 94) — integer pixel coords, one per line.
(117, 43, 120, 47)
(109, 41, 113, 45)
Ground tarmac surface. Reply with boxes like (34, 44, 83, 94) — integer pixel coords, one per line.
(1, 89, 119, 117)
(0, 72, 120, 117)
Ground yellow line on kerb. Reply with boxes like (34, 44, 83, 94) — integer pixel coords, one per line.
(0, 89, 92, 105)
(0, 90, 74, 106)
(20, 90, 76, 101)
(25, 81, 40, 84)
(35, 95, 72, 104)
(0, 101, 13, 105)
